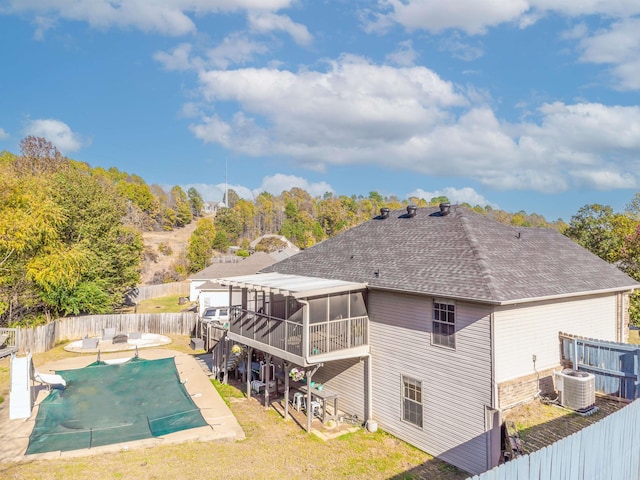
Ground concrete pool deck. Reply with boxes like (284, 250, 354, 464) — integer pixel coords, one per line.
(0, 348, 245, 463)
(63, 333, 172, 353)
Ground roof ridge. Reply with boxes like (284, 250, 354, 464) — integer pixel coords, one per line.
(459, 211, 500, 302)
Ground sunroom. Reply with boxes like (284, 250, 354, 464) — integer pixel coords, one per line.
(216, 272, 370, 368)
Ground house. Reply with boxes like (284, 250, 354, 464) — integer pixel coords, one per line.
(188, 249, 298, 315)
(215, 204, 638, 475)
(202, 201, 225, 215)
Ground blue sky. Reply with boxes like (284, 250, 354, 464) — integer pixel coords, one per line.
(1, 1, 640, 222)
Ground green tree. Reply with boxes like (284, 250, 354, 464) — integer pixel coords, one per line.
(171, 186, 193, 227)
(187, 187, 204, 217)
(212, 231, 230, 252)
(214, 208, 242, 244)
(565, 204, 621, 262)
(223, 188, 240, 209)
(187, 218, 216, 272)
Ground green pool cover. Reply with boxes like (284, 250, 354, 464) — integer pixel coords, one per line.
(26, 357, 207, 454)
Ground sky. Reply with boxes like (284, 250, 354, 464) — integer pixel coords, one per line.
(1, 1, 640, 222)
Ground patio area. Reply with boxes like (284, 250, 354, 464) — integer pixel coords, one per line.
(194, 354, 362, 440)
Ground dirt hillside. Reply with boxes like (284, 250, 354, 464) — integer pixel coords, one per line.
(140, 217, 203, 285)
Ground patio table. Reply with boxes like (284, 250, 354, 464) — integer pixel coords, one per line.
(299, 385, 339, 423)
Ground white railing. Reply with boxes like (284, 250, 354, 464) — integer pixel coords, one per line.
(229, 307, 368, 358)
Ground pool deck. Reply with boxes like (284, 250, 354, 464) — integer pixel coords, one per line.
(0, 348, 245, 463)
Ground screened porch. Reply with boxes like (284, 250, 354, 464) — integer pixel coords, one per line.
(217, 273, 370, 367)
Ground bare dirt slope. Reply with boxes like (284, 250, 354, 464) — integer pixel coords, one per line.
(140, 218, 203, 285)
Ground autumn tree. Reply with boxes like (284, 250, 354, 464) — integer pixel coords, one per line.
(0, 140, 144, 324)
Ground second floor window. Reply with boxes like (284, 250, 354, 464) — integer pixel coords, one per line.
(432, 301, 455, 349)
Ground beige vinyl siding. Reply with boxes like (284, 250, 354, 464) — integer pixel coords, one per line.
(494, 294, 618, 384)
(368, 290, 493, 475)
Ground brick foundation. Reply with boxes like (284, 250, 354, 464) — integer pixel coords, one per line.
(498, 367, 560, 410)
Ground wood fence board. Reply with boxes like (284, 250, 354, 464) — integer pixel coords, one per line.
(15, 313, 197, 353)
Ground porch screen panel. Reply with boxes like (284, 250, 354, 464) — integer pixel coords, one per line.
(350, 292, 367, 317)
(329, 294, 349, 320)
(308, 297, 328, 324)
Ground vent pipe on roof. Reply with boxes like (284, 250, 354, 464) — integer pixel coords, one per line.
(439, 202, 451, 216)
(407, 205, 417, 217)
(380, 207, 390, 219)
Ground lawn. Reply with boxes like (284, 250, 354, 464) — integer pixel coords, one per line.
(122, 294, 196, 314)
(0, 336, 469, 480)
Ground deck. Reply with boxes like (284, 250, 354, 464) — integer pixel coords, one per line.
(227, 307, 369, 366)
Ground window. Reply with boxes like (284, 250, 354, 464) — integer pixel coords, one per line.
(432, 301, 455, 349)
(402, 376, 423, 428)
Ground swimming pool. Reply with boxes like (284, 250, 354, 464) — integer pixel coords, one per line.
(26, 356, 208, 454)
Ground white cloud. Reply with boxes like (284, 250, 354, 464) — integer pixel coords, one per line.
(154, 34, 269, 71)
(23, 119, 87, 154)
(205, 33, 270, 69)
(188, 53, 640, 193)
(408, 187, 497, 208)
(575, 18, 640, 90)
(248, 11, 312, 46)
(439, 34, 484, 61)
(367, 1, 640, 36)
(154, 43, 199, 71)
(569, 169, 636, 190)
(181, 174, 332, 202)
(6, 0, 296, 36)
(529, 0, 640, 18)
(255, 174, 333, 197)
(0, 128, 9, 140)
(385, 40, 418, 66)
(32, 15, 56, 40)
(181, 182, 253, 202)
(371, 0, 530, 35)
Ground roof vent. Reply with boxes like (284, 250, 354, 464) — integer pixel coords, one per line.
(380, 207, 390, 219)
(407, 205, 417, 217)
(439, 202, 451, 216)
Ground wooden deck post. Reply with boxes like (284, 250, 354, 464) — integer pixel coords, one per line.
(263, 353, 272, 407)
(283, 361, 290, 420)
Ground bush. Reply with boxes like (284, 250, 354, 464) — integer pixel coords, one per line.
(157, 242, 173, 256)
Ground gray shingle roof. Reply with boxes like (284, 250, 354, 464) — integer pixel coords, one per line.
(189, 252, 287, 280)
(263, 205, 639, 304)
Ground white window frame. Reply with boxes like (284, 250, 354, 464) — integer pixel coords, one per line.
(432, 299, 456, 349)
(401, 376, 423, 428)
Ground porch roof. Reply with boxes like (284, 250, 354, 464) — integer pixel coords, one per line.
(215, 272, 367, 299)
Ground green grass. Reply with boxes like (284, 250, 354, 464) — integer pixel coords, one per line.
(127, 295, 196, 314)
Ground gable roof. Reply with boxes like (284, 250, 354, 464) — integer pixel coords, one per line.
(262, 205, 639, 305)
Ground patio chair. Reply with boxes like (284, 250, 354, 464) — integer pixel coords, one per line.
(81, 337, 99, 349)
(33, 368, 66, 390)
(102, 328, 116, 341)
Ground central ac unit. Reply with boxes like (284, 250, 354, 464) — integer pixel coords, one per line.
(555, 369, 596, 411)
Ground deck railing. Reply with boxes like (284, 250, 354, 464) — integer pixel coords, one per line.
(229, 307, 368, 358)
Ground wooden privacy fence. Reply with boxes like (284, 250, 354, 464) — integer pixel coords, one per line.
(125, 281, 190, 303)
(467, 399, 640, 480)
(560, 332, 640, 400)
(17, 313, 198, 354)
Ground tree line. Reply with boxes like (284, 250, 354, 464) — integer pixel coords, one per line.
(0, 137, 206, 327)
(2, 136, 639, 326)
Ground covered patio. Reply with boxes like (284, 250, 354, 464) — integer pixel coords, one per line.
(215, 272, 372, 433)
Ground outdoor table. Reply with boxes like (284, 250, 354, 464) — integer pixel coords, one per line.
(299, 385, 339, 423)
